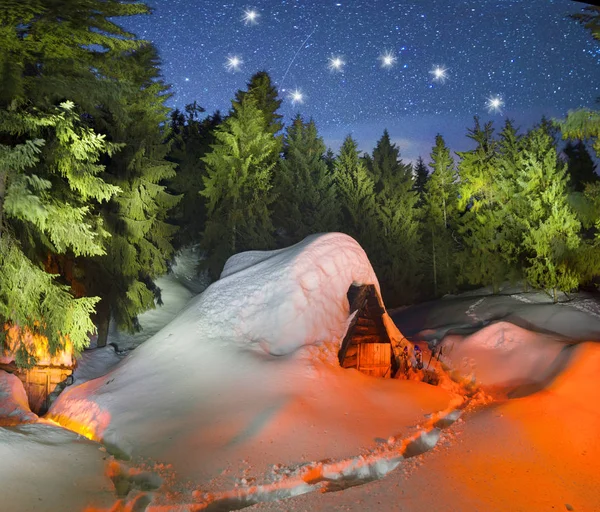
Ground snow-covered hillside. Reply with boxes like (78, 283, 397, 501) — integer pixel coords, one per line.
(1, 233, 600, 511)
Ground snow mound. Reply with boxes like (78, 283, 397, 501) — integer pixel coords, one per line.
(439, 321, 568, 388)
(0, 423, 115, 511)
(194, 232, 402, 356)
(48, 233, 448, 491)
(0, 370, 38, 425)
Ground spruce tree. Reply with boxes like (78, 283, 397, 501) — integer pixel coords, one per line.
(423, 135, 458, 296)
(200, 96, 277, 278)
(334, 135, 379, 250)
(366, 129, 413, 198)
(517, 127, 582, 301)
(564, 140, 598, 192)
(1, 1, 181, 346)
(413, 156, 429, 198)
(233, 71, 283, 137)
(89, 44, 180, 341)
(0, 102, 121, 365)
(456, 118, 509, 292)
(367, 131, 422, 304)
(273, 114, 339, 245)
(167, 103, 222, 248)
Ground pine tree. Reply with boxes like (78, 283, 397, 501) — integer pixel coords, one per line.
(564, 140, 598, 192)
(456, 118, 510, 292)
(0, 102, 121, 365)
(200, 96, 277, 278)
(334, 136, 379, 250)
(517, 127, 582, 301)
(273, 115, 339, 245)
(78, 44, 180, 344)
(423, 135, 458, 296)
(1, 1, 181, 346)
(365, 129, 413, 198)
(233, 71, 283, 137)
(557, 5, 600, 290)
(365, 131, 422, 304)
(166, 103, 222, 248)
(413, 156, 429, 198)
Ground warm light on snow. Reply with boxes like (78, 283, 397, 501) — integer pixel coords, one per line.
(3, 241, 600, 511)
(1, 324, 73, 367)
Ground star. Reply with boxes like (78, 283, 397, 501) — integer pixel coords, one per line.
(328, 56, 345, 72)
(378, 50, 397, 69)
(486, 95, 504, 114)
(430, 65, 448, 83)
(288, 88, 304, 105)
(225, 55, 243, 72)
(242, 9, 259, 25)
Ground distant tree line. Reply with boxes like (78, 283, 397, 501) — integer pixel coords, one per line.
(176, 71, 599, 307)
(1, 1, 599, 366)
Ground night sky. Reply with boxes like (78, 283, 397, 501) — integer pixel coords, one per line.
(123, 0, 600, 162)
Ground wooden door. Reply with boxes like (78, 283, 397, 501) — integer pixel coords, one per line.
(358, 343, 391, 378)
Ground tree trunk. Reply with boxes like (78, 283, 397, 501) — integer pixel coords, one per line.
(94, 298, 110, 348)
(0, 170, 7, 238)
(553, 287, 557, 303)
(432, 228, 437, 297)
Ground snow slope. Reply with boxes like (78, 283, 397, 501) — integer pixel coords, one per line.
(247, 342, 600, 512)
(48, 233, 448, 496)
(2, 233, 600, 511)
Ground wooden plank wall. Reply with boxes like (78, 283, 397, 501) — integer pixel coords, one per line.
(19, 367, 71, 414)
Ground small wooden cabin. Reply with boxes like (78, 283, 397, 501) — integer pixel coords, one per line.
(338, 284, 400, 378)
(0, 361, 73, 414)
(1, 326, 75, 414)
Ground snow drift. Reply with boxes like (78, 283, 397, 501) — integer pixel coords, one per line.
(0, 371, 38, 425)
(49, 233, 446, 490)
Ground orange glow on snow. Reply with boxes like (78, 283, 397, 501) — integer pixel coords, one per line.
(46, 396, 111, 442)
(1, 324, 74, 367)
(411, 342, 600, 511)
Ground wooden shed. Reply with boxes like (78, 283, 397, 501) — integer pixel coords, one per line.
(0, 361, 73, 414)
(1, 325, 75, 414)
(338, 284, 400, 378)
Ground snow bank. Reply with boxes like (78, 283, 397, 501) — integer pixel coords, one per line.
(438, 321, 569, 388)
(0, 423, 115, 511)
(104, 245, 203, 352)
(0, 370, 38, 425)
(49, 233, 450, 493)
(215, 232, 402, 355)
(247, 342, 600, 512)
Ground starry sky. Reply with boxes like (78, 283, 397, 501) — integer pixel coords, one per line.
(122, 0, 600, 162)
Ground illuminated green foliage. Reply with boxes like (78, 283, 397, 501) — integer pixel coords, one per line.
(200, 96, 278, 278)
(0, 103, 120, 364)
(334, 135, 379, 249)
(273, 114, 339, 245)
(0, 0, 179, 347)
(517, 127, 582, 301)
(423, 134, 459, 296)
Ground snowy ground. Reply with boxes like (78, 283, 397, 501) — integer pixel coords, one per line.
(1, 234, 600, 512)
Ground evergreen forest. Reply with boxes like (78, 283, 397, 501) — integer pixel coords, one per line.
(1, 1, 599, 366)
